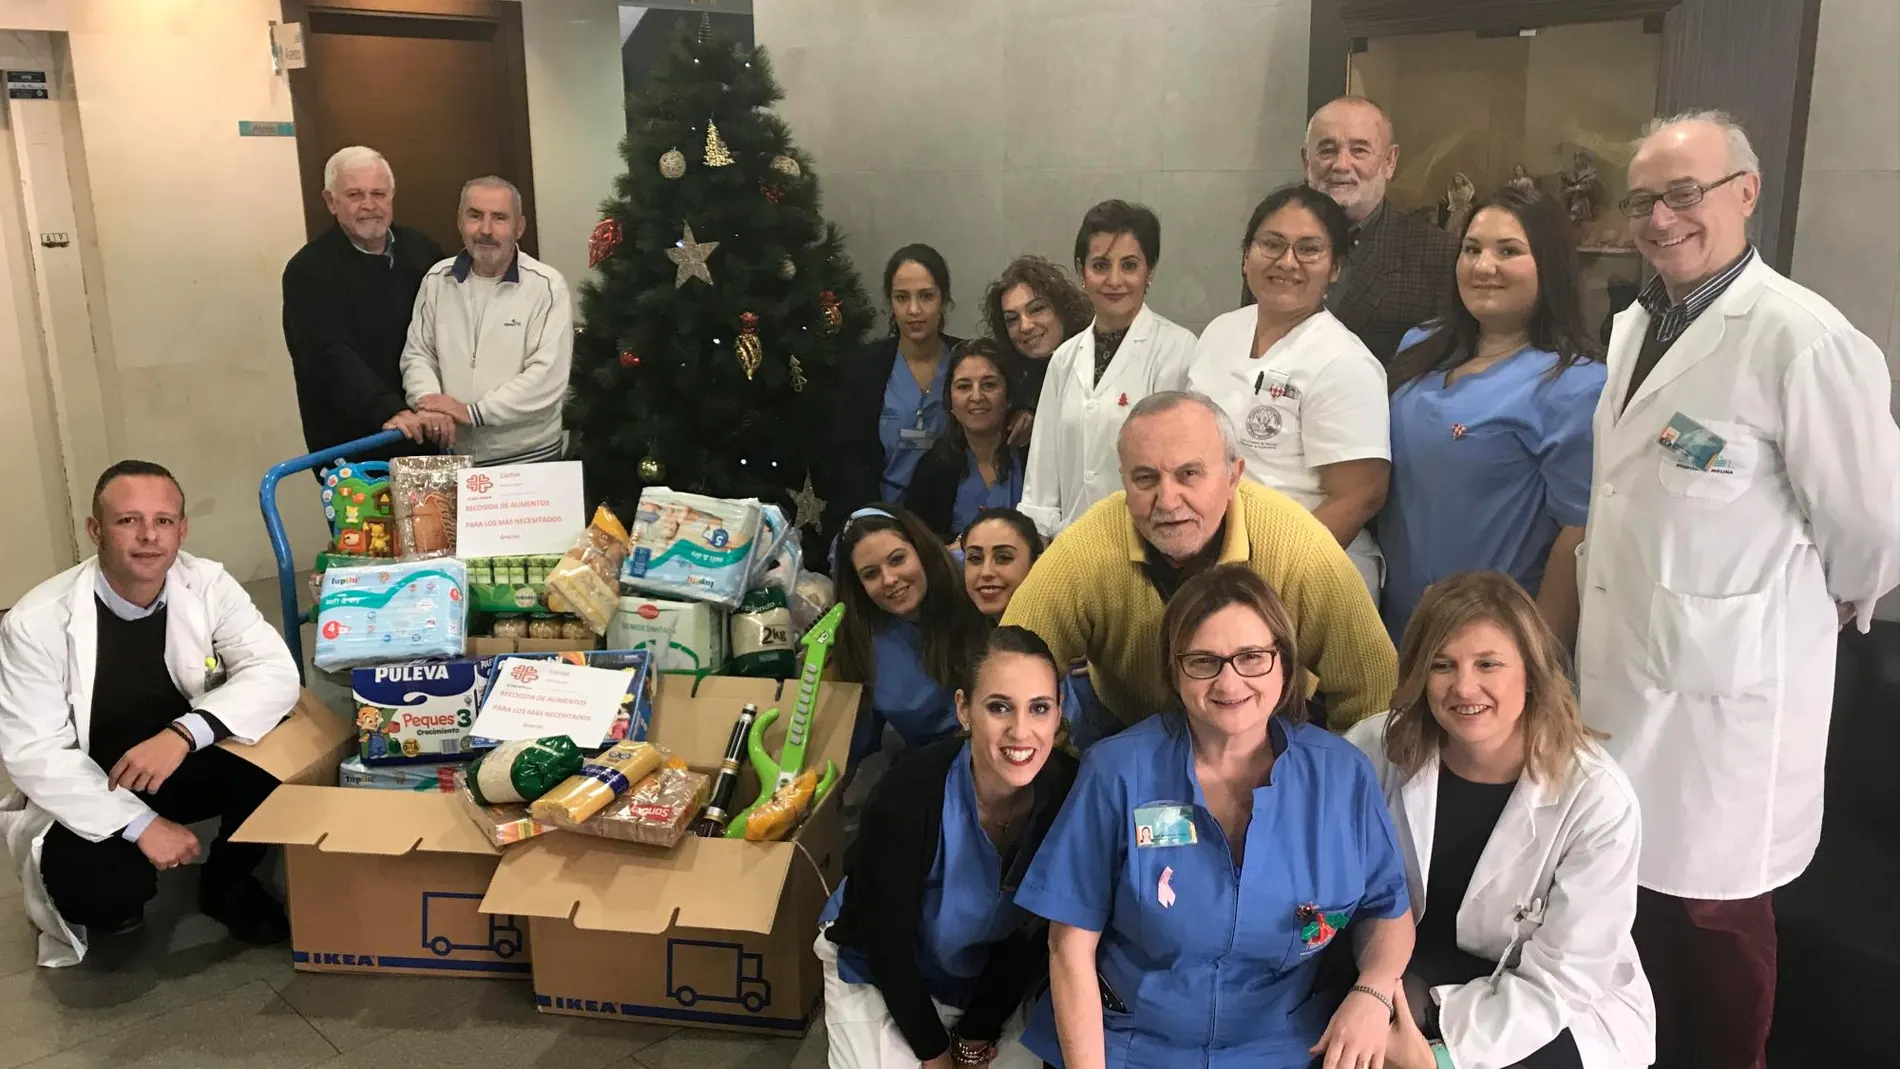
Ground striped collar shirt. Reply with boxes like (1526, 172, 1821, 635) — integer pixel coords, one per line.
(1637, 245, 1756, 346)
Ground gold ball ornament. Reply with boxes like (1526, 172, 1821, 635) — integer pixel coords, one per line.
(659, 147, 686, 179)
(778, 257, 797, 280)
(769, 154, 801, 179)
(639, 456, 664, 481)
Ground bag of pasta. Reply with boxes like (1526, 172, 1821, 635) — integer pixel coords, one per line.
(578, 758, 710, 848)
(546, 505, 630, 636)
(529, 741, 665, 827)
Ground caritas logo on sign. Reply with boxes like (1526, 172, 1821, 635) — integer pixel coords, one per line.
(636, 603, 661, 620)
(509, 663, 540, 684)
(465, 473, 495, 494)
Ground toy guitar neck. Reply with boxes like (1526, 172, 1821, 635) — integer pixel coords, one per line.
(773, 603, 843, 792)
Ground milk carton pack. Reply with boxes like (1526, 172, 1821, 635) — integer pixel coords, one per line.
(351, 658, 495, 765)
(315, 558, 468, 671)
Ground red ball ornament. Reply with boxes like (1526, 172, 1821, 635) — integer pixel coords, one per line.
(618, 350, 641, 368)
(588, 218, 623, 268)
(761, 183, 783, 204)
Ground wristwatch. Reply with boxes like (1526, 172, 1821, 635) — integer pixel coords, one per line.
(1430, 1039, 1455, 1069)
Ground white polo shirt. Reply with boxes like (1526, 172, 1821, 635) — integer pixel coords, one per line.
(1186, 307, 1390, 588)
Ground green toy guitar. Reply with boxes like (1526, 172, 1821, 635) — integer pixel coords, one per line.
(723, 603, 844, 839)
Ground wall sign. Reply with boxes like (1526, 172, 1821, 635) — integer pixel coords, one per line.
(238, 120, 296, 137)
(5, 71, 48, 100)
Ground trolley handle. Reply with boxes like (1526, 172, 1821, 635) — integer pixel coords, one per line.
(258, 429, 409, 681)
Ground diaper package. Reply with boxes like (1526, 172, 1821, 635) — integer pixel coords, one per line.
(338, 755, 459, 792)
(622, 489, 762, 609)
(315, 559, 467, 671)
(607, 595, 728, 675)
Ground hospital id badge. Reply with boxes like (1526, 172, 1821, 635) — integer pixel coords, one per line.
(1133, 803, 1197, 847)
(1657, 412, 1725, 470)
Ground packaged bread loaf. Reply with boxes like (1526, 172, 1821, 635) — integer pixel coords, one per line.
(530, 740, 665, 826)
(742, 768, 819, 842)
(546, 505, 631, 636)
(577, 761, 710, 848)
(391, 455, 470, 559)
(465, 736, 583, 806)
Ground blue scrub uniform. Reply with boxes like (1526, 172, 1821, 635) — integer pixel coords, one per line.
(949, 450, 1026, 536)
(1377, 332, 1605, 643)
(851, 619, 960, 764)
(1015, 715, 1409, 1068)
(819, 742, 1026, 1006)
(879, 347, 950, 500)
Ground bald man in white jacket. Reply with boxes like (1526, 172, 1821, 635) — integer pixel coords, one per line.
(0, 461, 299, 967)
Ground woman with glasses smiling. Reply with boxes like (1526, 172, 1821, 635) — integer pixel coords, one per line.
(1185, 185, 1392, 598)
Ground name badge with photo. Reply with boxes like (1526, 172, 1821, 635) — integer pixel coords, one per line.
(1133, 802, 1198, 848)
(1657, 412, 1726, 470)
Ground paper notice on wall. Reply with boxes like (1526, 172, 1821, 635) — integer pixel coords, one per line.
(272, 22, 308, 70)
(456, 461, 586, 558)
(471, 658, 632, 748)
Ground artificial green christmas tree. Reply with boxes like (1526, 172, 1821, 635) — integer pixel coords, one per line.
(568, 23, 874, 530)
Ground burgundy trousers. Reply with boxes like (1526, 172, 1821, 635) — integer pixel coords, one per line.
(1633, 887, 1777, 1069)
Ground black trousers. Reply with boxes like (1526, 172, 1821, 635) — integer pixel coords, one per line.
(39, 746, 281, 928)
(1408, 943, 1585, 1069)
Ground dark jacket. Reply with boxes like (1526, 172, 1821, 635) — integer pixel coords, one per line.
(824, 333, 963, 541)
(904, 438, 1020, 543)
(1327, 201, 1459, 364)
(282, 222, 446, 459)
(825, 737, 1078, 1060)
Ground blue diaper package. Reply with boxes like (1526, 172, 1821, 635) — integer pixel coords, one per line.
(621, 489, 762, 609)
(315, 558, 468, 671)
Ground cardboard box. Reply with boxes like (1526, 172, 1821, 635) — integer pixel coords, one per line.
(218, 689, 356, 787)
(479, 674, 861, 1035)
(233, 786, 528, 980)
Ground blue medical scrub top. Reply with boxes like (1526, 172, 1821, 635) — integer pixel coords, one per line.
(820, 742, 1027, 1008)
(950, 449, 1026, 537)
(852, 619, 960, 764)
(1376, 331, 1605, 644)
(880, 346, 950, 500)
(1015, 715, 1409, 1069)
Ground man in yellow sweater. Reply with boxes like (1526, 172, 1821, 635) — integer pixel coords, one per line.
(1002, 392, 1395, 733)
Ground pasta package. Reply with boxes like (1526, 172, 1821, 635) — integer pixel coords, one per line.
(742, 768, 819, 842)
(466, 736, 584, 806)
(391, 455, 471, 559)
(529, 741, 665, 826)
(546, 505, 631, 636)
(576, 763, 711, 848)
(453, 770, 555, 848)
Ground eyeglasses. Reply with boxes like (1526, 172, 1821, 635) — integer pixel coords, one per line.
(1175, 648, 1280, 680)
(1616, 171, 1746, 218)
(1251, 236, 1331, 265)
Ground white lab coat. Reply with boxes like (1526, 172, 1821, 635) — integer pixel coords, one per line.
(1185, 306, 1389, 595)
(1346, 714, 1656, 1069)
(0, 553, 300, 967)
(1576, 257, 1900, 899)
(1018, 303, 1196, 537)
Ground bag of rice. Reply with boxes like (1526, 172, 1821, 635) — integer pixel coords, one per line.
(465, 736, 584, 806)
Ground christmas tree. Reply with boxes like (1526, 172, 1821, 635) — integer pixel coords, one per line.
(567, 22, 874, 534)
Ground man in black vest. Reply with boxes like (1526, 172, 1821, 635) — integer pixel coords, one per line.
(283, 146, 452, 461)
(0, 462, 302, 965)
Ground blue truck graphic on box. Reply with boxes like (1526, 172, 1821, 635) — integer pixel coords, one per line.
(666, 937, 771, 1013)
(421, 891, 522, 958)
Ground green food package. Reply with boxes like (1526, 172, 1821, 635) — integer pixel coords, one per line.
(466, 736, 584, 806)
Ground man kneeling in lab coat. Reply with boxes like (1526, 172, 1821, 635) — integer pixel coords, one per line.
(0, 460, 300, 967)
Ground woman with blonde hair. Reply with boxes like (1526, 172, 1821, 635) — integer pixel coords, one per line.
(1346, 571, 1654, 1069)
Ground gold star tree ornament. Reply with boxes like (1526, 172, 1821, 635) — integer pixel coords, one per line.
(790, 475, 826, 530)
(666, 223, 720, 288)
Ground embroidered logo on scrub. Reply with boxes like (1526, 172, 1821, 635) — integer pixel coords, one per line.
(1157, 866, 1176, 908)
(1132, 803, 1197, 848)
(1297, 902, 1352, 955)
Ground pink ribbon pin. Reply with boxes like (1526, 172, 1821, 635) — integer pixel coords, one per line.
(1157, 866, 1176, 909)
